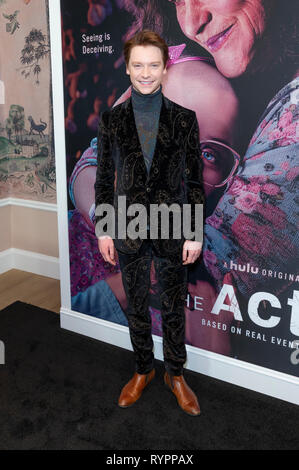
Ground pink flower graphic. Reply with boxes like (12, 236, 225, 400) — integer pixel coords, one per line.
(227, 176, 247, 196)
(286, 166, 299, 181)
(250, 175, 268, 184)
(247, 182, 261, 194)
(284, 122, 297, 137)
(262, 183, 281, 196)
(269, 120, 297, 147)
(280, 161, 290, 171)
(269, 128, 282, 141)
(278, 109, 293, 129)
(234, 191, 261, 214)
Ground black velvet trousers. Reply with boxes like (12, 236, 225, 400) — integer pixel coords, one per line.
(117, 239, 188, 376)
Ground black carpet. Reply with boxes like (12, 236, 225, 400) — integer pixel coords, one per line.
(0, 301, 298, 451)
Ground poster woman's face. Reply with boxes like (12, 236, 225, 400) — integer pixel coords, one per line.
(171, 0, 267, 77)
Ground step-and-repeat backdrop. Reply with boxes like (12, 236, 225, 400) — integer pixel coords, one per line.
(60, 0, 299, 378)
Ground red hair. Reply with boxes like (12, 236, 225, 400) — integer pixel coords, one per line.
(123, 29, 169, 68)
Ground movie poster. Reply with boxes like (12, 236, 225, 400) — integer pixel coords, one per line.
(60, 0, 299, 377)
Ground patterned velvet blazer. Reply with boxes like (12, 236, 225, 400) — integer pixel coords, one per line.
(94, 93, 205, 256)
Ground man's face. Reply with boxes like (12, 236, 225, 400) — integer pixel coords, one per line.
(126, 45, 167, 94)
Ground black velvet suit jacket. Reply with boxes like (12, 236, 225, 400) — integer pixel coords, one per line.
(94, 92, 205, 256)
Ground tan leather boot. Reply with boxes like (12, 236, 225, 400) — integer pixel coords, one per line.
(118, 369, 155, 408)
(164, 371, 201, 416)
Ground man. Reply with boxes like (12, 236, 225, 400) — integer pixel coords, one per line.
(94, 30, 205, 416)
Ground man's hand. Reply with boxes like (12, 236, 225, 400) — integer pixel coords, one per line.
(98, 236, 116, 266)
(182, 240, 202, 265)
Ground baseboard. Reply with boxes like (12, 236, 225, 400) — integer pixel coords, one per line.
(60, 306, 299, 406)
(0, 248, 60, 279)
(0, 249, 13, 275)
(0, 198, 57, 212)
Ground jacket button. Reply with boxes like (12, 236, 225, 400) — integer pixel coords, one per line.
(146, 187, 151, 192)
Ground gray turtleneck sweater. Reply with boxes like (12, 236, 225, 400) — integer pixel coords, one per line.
(131, 84, 162, 174)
